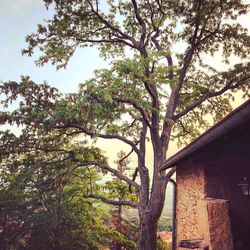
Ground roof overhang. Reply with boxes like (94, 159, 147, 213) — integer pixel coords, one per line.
(159, 99, 250, 172)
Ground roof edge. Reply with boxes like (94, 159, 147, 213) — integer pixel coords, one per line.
(159, 99, 250, 172)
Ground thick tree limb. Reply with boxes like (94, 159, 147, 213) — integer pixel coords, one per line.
(168, 16, 202, 114)
(161, 1, 205, 145)
(52, 123, 141, 157)
(139, 120, 147, 165)
(64, 161, 140, 190)
(88, 194, 138, 208)
(137, 120, 150, 206)
(173, 76, 250, 120)
(166, 1, 223, 123)
(113, 96, 152, 128)
(142, 67, 161, 153)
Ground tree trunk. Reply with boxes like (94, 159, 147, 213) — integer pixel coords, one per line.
(0, 214, 7, 250)
(137, 150, 168, 250)
(138, 215, 158, 250)
(137, 179, 167, 249)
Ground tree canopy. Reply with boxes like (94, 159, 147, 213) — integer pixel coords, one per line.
(1, 0, 250, 249)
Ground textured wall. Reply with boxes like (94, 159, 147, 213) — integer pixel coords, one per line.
(176, 158, 234, 250)
(176, 158, 206, 246)
(175, 118, 250, 249)
(206, 199, 233, 250)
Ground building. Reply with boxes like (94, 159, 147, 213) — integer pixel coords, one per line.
(160, 99, 250, 250)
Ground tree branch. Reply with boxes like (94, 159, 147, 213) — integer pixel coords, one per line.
(142, 69, 161, 150)
(118, 144, 138, 166)
(137, 119, 149, 206)
(86, 0, 138, 48)
(161, 1, 204, 145)
(174, 75, 250, 120)
(83, 161, 140, 190)
(52, 123, 140, 157)
(131, 0, 147, 45)
(88, 194, 138, 208)
(113, 96, 152, 128)
(74, 36, 138, 49)
(151, 32, 173, 81)
(62, 161, 140, 190)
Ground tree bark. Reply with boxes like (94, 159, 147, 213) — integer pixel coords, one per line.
(0, 214, 7, 250)
(138, 212, 159, 250)
(137, 154, 167, 250)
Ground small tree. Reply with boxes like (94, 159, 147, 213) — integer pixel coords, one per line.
(104, 151, 138, 249)
(0, 134, 135, 249)
(1, 1, 250, 249)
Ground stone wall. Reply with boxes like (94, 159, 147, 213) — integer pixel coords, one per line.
(206, 199, 233, 250)
(174, 116, 250, 249)
(176, 157, 234, 250)
(176, 158, 207, 248)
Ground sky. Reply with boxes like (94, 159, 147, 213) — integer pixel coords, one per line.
(0, 0, 250, 169)
(0, 0, 108, 93)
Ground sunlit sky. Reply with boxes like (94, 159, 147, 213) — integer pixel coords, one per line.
(0, 0, 109, 93)
(0, 0, 250, 170)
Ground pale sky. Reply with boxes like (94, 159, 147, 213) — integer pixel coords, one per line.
(0, 0, 108, 93)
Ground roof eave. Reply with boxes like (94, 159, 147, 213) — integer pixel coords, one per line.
(159, 99, 250, 172)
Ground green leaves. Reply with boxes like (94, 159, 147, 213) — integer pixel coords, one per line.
(0, 132, 130, 249)
(15, 0, 250, 144)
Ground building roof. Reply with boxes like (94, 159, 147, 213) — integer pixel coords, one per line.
(159, 98, 250, 172)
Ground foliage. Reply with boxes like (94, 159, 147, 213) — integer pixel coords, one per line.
(156, 237, 168, 250)
(0, 137, 135, 249)
(103, 151, 138, 249)
(1, 0, 250, 248)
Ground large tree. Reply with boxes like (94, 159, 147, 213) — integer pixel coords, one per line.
(1, 0, 250, 249)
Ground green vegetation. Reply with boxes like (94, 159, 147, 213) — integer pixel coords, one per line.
(0, 141, 136, 249)
(1, 0, 250, 249)
(157, 238, 171, 250)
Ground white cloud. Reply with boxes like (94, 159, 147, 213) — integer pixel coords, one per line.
(9, 0, 37, 10)
(0, 0, 40, 17)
